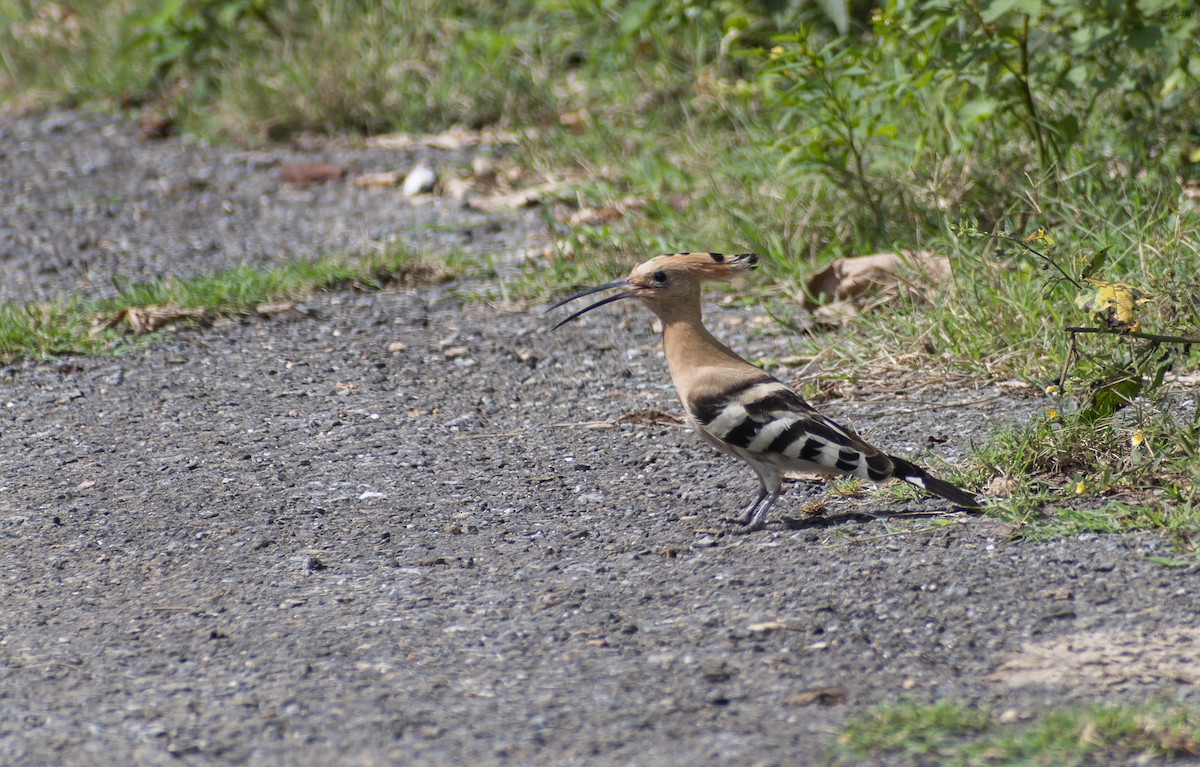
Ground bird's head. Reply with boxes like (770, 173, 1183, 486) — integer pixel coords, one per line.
(548, 252, 758, 329)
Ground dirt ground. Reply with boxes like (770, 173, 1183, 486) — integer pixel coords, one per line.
(2, 112, 1198, 766)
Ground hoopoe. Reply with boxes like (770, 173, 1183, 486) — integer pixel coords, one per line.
(549, 251, 984, 531)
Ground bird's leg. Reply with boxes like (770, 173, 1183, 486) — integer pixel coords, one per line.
(733, 487, 767, 526)
(743, 490, 781, 532)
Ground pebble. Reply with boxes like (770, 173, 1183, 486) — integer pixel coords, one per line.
(402, 163, 437, 197)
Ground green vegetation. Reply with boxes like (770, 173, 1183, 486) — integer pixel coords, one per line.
(1, 0, 1197, 528)
(0, 245, 444, 363)
(833, 700, 1200, 765)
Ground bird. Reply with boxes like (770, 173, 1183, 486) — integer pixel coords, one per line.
(548, 251, 984, 531)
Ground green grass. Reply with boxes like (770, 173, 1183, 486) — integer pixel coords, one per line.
(833, 700, 1200, 766)
(0, 245, 447, 363)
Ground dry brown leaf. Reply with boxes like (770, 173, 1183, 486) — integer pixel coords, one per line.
(783, 688, 848, 707)
(366, 126, 530, 151)
(467, 181, 565, 212)
(96, 305, 206, 335)
(279, 163, 345, 186)
(256, 302, 312, 322)
(441, 177, 475, 201)
(810, 300, 861, 328)
(352, 170, 405, 189)
(137, 115, 173, 142)
(800, 251, 951, 311)
(985, 475, 1019, 498)
(566, 196, 646, 226)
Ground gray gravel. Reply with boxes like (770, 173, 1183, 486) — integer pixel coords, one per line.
(2, 111, 1198, 766)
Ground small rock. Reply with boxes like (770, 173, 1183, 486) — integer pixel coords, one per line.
(443, 346, 470, 359)
(388, 341, 408, 353)
(403, 163, 437, 197)
(747, 621, 784, 633)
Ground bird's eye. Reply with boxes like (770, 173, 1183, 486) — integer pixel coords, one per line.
(652, 270, 667, 284)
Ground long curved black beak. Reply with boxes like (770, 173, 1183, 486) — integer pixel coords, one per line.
(546, 280, 637, 330)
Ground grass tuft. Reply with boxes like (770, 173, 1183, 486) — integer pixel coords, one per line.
(0, 245, 445, 364)
(834, 700, 1200, 766)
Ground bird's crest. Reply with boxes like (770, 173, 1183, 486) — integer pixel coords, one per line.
(632, 252, 758, 283)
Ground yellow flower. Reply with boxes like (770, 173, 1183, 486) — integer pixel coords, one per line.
(1046, 408, 1058, 420)
(1075, 480, 1086, 494)
(769, 45, 784, 57)
(1131, 431, 1144, 447)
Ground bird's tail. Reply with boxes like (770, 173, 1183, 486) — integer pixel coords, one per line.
(889, 455, 985, 509)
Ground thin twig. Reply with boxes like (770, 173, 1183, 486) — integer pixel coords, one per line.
(1065, 326, 1200, 345)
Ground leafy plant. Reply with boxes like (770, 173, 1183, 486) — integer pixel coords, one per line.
(761, 0, 1200, 225)
(120, 0, 280, 97)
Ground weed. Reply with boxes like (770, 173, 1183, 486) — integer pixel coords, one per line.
(834, 700, 1200, 766)
(0, 245, 441, 364)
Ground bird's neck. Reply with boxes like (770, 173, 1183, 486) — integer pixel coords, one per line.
(658, 301, 749, 381)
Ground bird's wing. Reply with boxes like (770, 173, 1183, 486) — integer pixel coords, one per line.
(686, 378, 894, 481)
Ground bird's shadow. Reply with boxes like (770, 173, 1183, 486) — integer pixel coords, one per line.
(775, 506, 969, 531)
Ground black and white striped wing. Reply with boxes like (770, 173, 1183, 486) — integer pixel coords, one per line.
(687, 378, 893, 482)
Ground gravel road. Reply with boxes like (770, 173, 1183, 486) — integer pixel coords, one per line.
(2, 111, 1198, 766)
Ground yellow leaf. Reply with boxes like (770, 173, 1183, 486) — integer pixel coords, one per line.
(1074, 278, 1151, 332)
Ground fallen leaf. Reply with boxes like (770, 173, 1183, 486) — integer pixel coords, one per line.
(256, 302, 311, 321)
(352, 170, 405, 189)
(467, 181, 566, 212)
(1074, 278, 1150, 332)
(137, 115, 173, 142)
(783, 687, 847, 707)
(566, 196, 646, 226)
(985, 475, 1018, 497)
(279, 163, 345, 186)
(442, 177, 475, 200)
(810, 300, 861, 328)
(800, 250, 951, 312)
(366, 126, 531, 151)
(95, 305, 206, 335)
